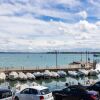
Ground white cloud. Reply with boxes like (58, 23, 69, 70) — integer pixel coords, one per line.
(0, 0, 99, 51)
(0, 15, 100, 51)
(53, 0, 81, 7)
(77, 11, 88, 19)
(0, 0, 84, 21)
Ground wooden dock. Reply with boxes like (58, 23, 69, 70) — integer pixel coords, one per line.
(0, 62, 93, 74)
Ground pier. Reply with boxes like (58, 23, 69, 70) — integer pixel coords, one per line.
(0, 62, 93, 74)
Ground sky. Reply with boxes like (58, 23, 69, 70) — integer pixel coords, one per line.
(0, 0, 100, 52)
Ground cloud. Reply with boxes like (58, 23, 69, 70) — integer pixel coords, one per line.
(55, 0, 81, 7)
(0, 0, 99, 51)
(77, 11, 88, 19)
(0, 16, 100, 51)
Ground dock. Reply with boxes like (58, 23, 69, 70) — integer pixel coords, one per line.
(0, 62, 93, 74)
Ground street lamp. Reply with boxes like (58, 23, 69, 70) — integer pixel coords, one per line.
(55, 50, 58, 68)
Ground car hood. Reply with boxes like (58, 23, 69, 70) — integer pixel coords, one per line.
(87, 90, 98, 95)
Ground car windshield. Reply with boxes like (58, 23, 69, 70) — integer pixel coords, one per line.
(40, 89, 50, 95)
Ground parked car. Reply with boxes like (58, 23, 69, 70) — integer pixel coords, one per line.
(0, 88, 13, 100)
(86, 81, 100, 93)
(14, 86, 54, 100)
(53, 85, 99, 100)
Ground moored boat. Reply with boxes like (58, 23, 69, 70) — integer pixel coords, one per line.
(78, 69, 89, 76)
(88, 69, 97, 76)
(68, 71, 79, 77)
(95, 63, 100, 74)
(9, 71, 18, 80)
(43, 70, 52, 79)
(57, 70, 67, 77)
(51, 71, 59, 78)
(18, 72, 27, 81)
(33, 72, 43, 79)
(0, 72, 6, 81)
(26, 72, 35, 80)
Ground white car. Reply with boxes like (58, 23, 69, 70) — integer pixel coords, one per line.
(0, 88, 13, 100)
(14, 86, 54, 100)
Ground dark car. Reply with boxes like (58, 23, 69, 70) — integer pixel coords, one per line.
(0, 88, 13, 100)
(53, 85, 99, 100)
(86, 81, 100, 93)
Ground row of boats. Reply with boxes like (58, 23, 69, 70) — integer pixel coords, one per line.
(0, 63, 100, 81)
(0, 69, 99, 81)
(0, 70, 67, 81)
(68, 63, 100, 77)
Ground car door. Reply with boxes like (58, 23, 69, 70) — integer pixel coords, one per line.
(62, 88, 72, 100)
(69, 87, 82, 100)
(29, 88, 39, 100)
(0, 90, 12, 100)
(92, 83, 100, 91)
(20, 88, 31, 100)
(5, 90, 12, 100)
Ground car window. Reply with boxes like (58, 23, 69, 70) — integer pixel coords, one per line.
(40, 89, 50, 95)
(63, 88, 71, 93)
(96, 82, 100, 84)
(70, 88, 78, 93)
(94, 83, 100, 87)
(30, 89, 38, 95)
(70, 87, 86, 94)
(21, 88, 30, 94)
(0, 91, 12, 99)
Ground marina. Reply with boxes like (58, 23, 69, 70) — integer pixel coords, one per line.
(0, 0, 100, 99)
(0, 52, 100, 99)
(0, 63, 99, 91)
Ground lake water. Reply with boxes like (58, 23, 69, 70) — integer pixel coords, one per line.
(0, 76, 99, 91)
(0, 53, 94, 68)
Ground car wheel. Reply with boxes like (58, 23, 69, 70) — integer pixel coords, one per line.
(15, 97, 19, 100)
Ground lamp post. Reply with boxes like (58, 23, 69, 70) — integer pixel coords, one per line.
(81, 52, 82, 62)
(86, 51, 88, 66)
(55, 50, 58, 68)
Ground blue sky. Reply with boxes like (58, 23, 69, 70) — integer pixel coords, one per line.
(0, 0, 100, 52)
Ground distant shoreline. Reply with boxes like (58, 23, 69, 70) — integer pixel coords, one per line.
(0, 51, 100, 54)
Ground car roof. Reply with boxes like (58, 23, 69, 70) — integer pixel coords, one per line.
(95, 81, 100, 84)
(28, 86, 48, 91)
(0, 88, 11, 92)
(67, 85, 87, 91)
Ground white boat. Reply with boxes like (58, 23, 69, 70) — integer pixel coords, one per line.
(31, 82, 40, 86)
(0, 72, 6, 80)
(18, 72, 27, 81)
(88, 69, 97, 76)
(15, 83, 29, 91)
(9, 71, 18, 80)
(78, 69, 89, 76)
(95, 63, 100, 73)
(43, 70, 52, 78)
(26, 73, 35, 80)
(51, 71, 59, 78)
(33, 72, 43, 79)
(33, 72, 43, 78)
(57, 70, 67, 77)
(68, 71, 79, 77)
